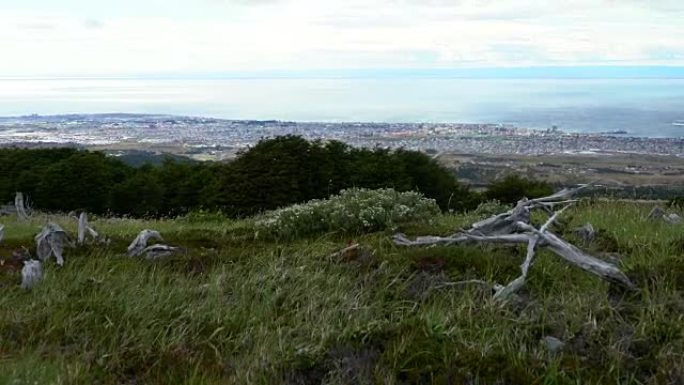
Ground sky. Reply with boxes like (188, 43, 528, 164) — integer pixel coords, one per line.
(1, 0, 684, 77)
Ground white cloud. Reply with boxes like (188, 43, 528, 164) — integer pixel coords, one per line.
(0, 0, 682, 76)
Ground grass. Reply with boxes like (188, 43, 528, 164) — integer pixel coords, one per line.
(1, 201, 683, 384)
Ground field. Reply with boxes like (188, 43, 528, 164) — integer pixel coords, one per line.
(442, 152, 684, 189)
(1, 201, 684, 384)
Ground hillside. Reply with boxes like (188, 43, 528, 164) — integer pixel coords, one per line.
(1, 201, 684, 384)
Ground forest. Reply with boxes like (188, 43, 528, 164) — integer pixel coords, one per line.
(0, 136, 492, 217)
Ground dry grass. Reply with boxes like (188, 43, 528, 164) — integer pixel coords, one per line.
(1, 201, 683, 384)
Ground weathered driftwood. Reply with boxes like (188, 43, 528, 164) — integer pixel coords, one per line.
(393, 233, 531, 247)
(21, 260, 43, 289)
(35, 223, 71, 266)
(15, 192, 29, 220)
(128, 229, 178, 259)
(142, 244, 180, 260)
(492, 205, 567, 299)
(493, 236, 538, 300)
(516, 222, 635, 289)
(77, 212, 99, 244)
(392, 185, 635, 301)
(328, 243, 360, 261)
(127, 229, 163, 257)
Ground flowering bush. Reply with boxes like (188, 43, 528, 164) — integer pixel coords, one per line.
(253, 188, 440, 239)
(472, 199, 510, 217)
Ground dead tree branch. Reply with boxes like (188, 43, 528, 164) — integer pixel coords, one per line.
(128, 229, 179, 259)
(77, 212, 99, 244)
(392, 185, 635, 300)
(15, 192, 29, 220)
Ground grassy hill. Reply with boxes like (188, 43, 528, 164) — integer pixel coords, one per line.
(1, 201, 683, 384)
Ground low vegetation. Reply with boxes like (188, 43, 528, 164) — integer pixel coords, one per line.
(253, 188, 440, 239)
(1, 199, 683, 384)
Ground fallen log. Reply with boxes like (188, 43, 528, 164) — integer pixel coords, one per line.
(392, 185, 636, 301)
(393, 233, 530, 247)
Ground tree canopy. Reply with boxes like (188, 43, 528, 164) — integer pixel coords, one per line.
(0, 137, 479, 217)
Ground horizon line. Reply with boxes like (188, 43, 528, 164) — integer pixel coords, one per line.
(3, 65, 684, 80)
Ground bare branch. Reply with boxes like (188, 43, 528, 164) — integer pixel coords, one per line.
(434, 279, 493, 290)
(77, 212, 99, 244)
(327, 243, 360, 261)
(393, 233, 468, 247)
(517, 222, 635, 289)
(393, 232, 531, 247)
(142, 244, 179, 260)
(494, 236, 539, 300)
(540, 204, 572, 233)
(15, 192, 29, 220)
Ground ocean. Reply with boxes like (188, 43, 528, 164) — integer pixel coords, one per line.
(1, 77, 683, 137)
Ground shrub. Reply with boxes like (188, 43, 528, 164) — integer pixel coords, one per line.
(180, 209, 231, 223)
(669, 196, 684, 209)
(253, 188, 440, 239)
(484, 175, 553, 204)
(472, 199, 510, 217)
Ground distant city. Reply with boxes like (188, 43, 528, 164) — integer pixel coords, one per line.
(0, 113, 683, 160)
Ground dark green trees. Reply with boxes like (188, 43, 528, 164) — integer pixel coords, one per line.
(484, 175, 553, 204)
(0, 137, 477, 217)
(205, 136, 477, 216)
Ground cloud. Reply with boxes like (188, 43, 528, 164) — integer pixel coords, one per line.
(83, 19, 104, 29)
(16, 22, 57, 30)
(0, 0, 683, 76)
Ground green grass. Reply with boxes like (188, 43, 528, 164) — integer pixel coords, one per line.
(1, 201, 683, 384)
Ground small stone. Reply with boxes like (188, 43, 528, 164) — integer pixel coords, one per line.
(647, 206, 666, 220)
(21, 260, 43, 290)
(573, 223, 595, 244)
(542, 336, 565, 353)
(664, 213, 682, 224)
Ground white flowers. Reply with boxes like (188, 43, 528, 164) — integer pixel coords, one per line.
(254, 188, 440, 239)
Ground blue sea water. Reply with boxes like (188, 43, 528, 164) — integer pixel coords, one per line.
(0, 77, 683, 137)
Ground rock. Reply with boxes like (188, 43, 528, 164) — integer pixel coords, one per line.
(647, 207, 682, 224)
(542, 336, 565, 353)
(573, 223, 595, 244)
(21, 260, 43, 289)
(648, 206, 666, 220)
(35, 223, 70, 266)
(664, 213, 682, 224)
